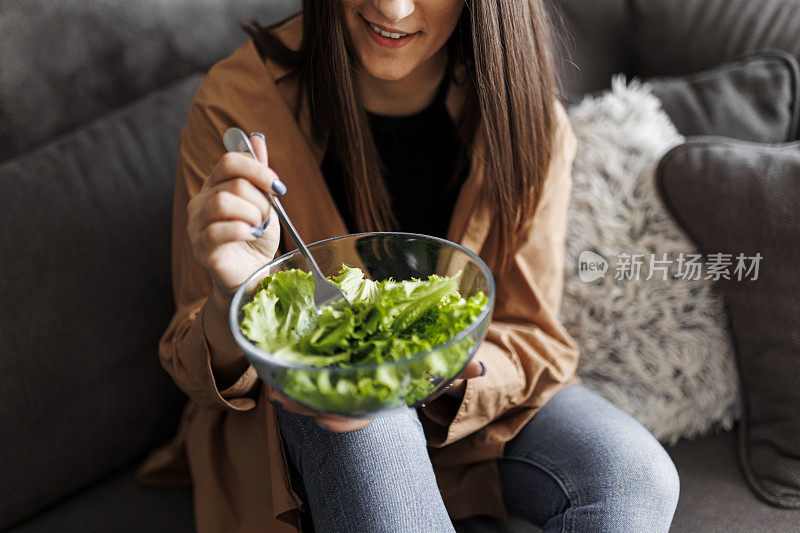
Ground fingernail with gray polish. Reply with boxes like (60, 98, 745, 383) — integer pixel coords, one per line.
(315, 421, 329, 431)
(267, 397, 282, 408)
(251, 227, 263, 238)
(272, 178, 287, 196)
(250, 131, 265, 141)
(479, 361, 487, 376)
(258, 213, 272, 230)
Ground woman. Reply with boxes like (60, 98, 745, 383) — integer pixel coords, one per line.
(136, 1, 680, 531)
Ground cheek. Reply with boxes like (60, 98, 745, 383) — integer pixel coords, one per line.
(413, 1, 463, 60)
(430, 0, 465, 28)
(340, 1, 363, 35)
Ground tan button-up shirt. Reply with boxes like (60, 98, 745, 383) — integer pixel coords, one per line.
(135, 15, 581, 533)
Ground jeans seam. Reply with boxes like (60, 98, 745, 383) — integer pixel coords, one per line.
(500, 451, 581, 533)
(562, 505, 573, 533)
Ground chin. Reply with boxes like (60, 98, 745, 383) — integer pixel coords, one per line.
(359, 57, 416, 81)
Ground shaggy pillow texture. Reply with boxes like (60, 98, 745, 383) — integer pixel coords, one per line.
(561, 76, 740, 444)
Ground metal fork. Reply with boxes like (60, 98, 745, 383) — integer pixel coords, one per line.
(223, 127, 351, 315)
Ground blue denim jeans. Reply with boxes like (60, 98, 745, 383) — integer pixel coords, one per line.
(276, 382, 680, 532)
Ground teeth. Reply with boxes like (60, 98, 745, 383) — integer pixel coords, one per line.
(369, 23, 408, 39)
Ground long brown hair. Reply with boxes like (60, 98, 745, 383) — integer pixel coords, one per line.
(243, 0, 558, 271)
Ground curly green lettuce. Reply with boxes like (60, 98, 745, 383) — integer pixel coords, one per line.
(239, 265, 488, 412)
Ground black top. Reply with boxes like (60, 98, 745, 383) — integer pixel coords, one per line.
(320, 73, 469, 240)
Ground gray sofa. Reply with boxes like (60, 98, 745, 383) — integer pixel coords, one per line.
(1, 1, 798, 531)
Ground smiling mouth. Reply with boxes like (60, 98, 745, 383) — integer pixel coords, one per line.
(368, 22, 410, 39)
(361, 15, 417, 40)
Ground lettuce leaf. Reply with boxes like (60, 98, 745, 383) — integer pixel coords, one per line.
(240, 269, 317, 353)
(331, 265, 378, 303)
(239, 264, 488, 412)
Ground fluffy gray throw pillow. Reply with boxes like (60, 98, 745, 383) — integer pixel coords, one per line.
(562, 76, 740, 444)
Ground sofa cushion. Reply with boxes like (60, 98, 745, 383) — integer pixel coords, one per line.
(657, 139, 800, 508)
(6, 462, 194, 533)
(648, 51, 800, 143)
(0, 0, 301, 161)
(3, 460, 539, 533)
(9, 436, 800, 533)
(631, 0, 800, 82)
(10, 436, 800, 533)
(666, 432, 800, 531)
(0, 74, 203, 529)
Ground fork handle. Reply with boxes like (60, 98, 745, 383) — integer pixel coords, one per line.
(266, 195, 327, 284)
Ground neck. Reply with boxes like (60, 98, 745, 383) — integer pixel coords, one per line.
(358, 48, 448, 117)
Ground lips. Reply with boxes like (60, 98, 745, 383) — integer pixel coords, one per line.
(360, 15, 418, 49)
(368, 21, 411, 39)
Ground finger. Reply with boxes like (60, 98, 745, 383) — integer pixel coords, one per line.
(197, 190, 264, 229)
(314, 416, 372, 433)
(196, 220, 258, 252)
(250, 132, 268, 165)
(454, 359, 486, 380)
(268, 391, 373, 432)
(213, 178, 271, 225)
(207, 152, 283, 196)
(443, 378, 467, 397)
(268, 391, 319, 417)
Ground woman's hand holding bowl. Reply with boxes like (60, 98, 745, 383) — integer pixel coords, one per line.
(267, 358, 487, 433)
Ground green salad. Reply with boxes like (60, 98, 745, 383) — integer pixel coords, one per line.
(239, 265, 488, 413)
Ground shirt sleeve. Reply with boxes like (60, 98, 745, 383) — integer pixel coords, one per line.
(420, 102, 581, 446)
(156, 91, 261, 412)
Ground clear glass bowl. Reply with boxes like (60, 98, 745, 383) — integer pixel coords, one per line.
(228, 232, 495, 418)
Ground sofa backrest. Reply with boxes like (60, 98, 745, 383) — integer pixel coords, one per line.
(550, 0, 800, 101)
(547, 0, 634, 101)
(5, 0, 795, 142)
(0, 0, 302, 162)
(630, 0, 800, 78)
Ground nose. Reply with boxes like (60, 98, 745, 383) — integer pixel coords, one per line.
(373, 0, 414, 23)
